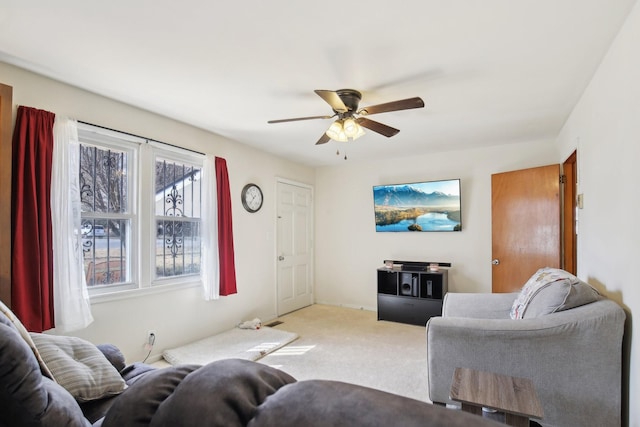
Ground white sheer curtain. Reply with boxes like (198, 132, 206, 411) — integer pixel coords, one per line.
(201, 154, 220, 300)
(51, 117, 93, 331)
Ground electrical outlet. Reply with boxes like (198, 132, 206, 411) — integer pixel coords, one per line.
(147, 330, 156, 345)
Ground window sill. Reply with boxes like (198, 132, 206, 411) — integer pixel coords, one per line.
(89, 280, 201, 304)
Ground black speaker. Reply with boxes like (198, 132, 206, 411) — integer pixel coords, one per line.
(400, 273, 418, 296)
(420, 273, 443, 299)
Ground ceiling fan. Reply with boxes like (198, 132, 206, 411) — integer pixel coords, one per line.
(268, 89, 425, 145)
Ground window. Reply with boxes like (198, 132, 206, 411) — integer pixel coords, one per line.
(78, 124, 204, 296)
(79, 135, 135, 292)
(154, 155, 202, 280)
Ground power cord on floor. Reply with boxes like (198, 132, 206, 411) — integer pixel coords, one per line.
(142, 332, 156, 363)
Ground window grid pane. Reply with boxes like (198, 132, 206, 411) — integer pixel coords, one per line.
(155, 219, 201, 278)
(80, 145, 128, 214)
(82, 218, 130, 286)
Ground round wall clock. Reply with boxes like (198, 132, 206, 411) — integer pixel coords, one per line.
(241, 183, 263, 213)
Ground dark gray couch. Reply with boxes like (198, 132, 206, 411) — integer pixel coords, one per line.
(1, 304, 501, 427)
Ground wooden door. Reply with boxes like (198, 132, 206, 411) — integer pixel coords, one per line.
(562, 151, 577, 275)
(276, 180, 313, 315)
(491, 164, 561, 293)
(0, 83, 12, 306)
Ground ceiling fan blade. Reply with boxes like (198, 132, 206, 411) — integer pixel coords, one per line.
(357, 97, 424, 116)
(356, 117, 400, 138)
(268, 114, 333, 124)
(315, 133, 331, 145)
(314, 90, 349, 113)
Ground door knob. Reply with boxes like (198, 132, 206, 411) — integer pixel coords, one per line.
(278, 256, 285, 261)
(491, 259, 500, 265)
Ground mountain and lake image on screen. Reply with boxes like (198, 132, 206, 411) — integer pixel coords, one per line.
(373, 179, 461, 232)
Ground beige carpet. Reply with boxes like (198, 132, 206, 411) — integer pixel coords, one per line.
(259, 304, 430, 402)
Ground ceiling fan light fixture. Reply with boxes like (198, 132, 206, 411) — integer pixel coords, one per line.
(325, 120, 343, 140)
(326, 118, 364, 142)
(343, 118, 358, 137)
(352, 123, 365, 140)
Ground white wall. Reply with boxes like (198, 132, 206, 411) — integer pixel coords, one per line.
(556, 2, 639, 425)
(314, 140, 558, 310)
(1, 62, 315, 362)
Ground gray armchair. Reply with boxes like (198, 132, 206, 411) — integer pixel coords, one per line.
(426, 292, 625, 427)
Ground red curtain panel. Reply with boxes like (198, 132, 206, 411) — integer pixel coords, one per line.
(11, 106, 56, 332)
(215, 157, 237, 296)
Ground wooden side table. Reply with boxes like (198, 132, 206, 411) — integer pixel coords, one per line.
(450, 367, 543, 427)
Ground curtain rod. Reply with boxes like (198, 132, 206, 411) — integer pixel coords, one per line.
(77, 120, 205, 156)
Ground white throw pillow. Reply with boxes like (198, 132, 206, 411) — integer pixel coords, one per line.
(510, 267, 598, 319)
(30, 333, 126, 401)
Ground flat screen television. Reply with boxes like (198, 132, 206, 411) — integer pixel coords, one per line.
(373, 178, 461, 232)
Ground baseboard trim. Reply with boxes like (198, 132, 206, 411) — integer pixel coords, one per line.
(313, 300, 376, 312)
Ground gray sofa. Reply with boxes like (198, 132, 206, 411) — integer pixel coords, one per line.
(0, 301, 502, 427)
(426, 282, 626, 427)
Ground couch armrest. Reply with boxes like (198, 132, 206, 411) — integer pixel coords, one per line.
(442, 292, 517, 319)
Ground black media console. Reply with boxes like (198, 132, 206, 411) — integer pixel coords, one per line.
(377, 261, 449, 326)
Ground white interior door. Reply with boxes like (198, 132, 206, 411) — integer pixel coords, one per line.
(276, 180, 313, 315)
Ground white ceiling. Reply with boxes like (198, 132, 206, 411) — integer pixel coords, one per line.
(1, 1, 636, 166)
